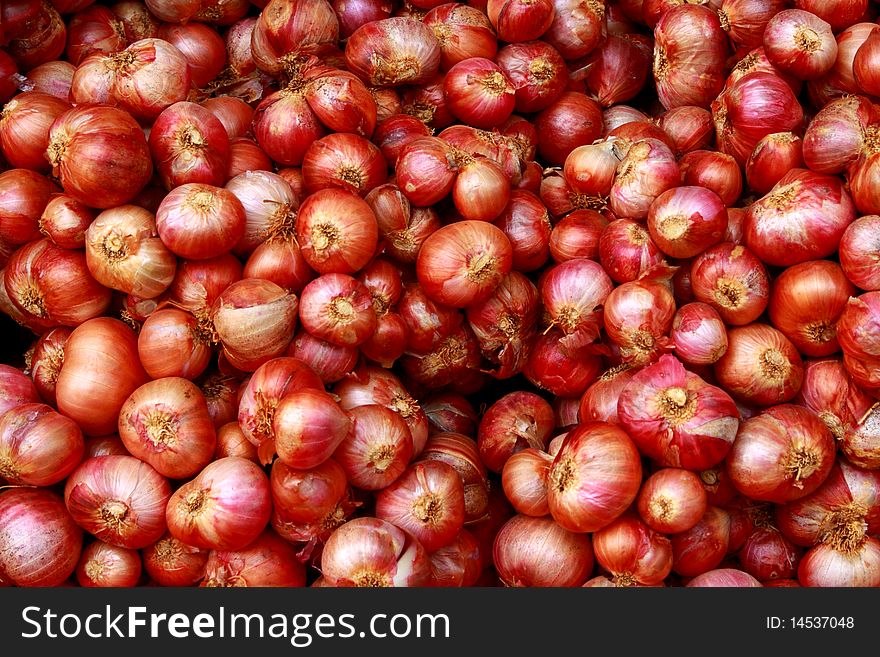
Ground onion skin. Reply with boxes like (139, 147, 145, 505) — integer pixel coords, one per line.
(0, 403, 85, 486)
(0, 488, 83, 587)
(76, 541, 142, 588)
(798, 539, 880, 587)
(839, 216, 880, 291)
(638, 468, 708, 535)
(671, 506, 731, 577)
(478, 391, 555, 474)
(142, 533, 208, 587)
(690, 243, 770, 326)
(687, 568, 762, 587)
(670, 302, 728, 365)
(493, 515, 594, 587)
(202, 530, 306, 587)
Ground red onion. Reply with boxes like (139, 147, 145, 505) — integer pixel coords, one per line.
(533, 92, 603, 165)
(344, 17, 441, 87)
(0, 91, 70, 172)
(840, 215, 880, 291)
(678, 150, 742, 207)
(592, 515, 673, 586)
(687, 568, 762, 586)
(76, 541, 142, 587)
(671, 302, 728, 365)
(638, 468, 708, 534)
(672, 506, 731, 576)
(0, 402, 84, 486)
(647, 186, 727, 259)
(690, 243, 770, 325)
(610, 138, 680, 219)
(250, 0, 340, 75)
(763, 9, 837, 81)
(603, 278, 676, 366)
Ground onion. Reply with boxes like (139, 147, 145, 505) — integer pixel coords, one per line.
(321, 517, 431, 587)
(201, 374, 241, 431)
(37, 194, 93, 250)
(224, 171, 300, 257)
(653, 5, 728, 110)
(647, 186, 726, 259)
(55, 317, 148, 436)
(137, 309, 213, 380)
(638, 468, 708, 534)
(334, 404, 413, 490)
(345, 17, 441, 87)
(578, 364, 635, 425)
(416, 220, 512, 308)
(202, 530, 306, 587)
(477, 391, 554, 474)
(619, 355, 740, 469)
(0, 91, 70, 172)
(112, 1, 160, 42)
(524, 329, 602, 397)
(740, 523, 802, 582)
(273, 388, 352, 469)
(24, 60, 75, 99)
(0, 402, 84, 486)
(837, 292, 880, 363)
(142, 533, 208, 587)
(212, 279, 298, 372)
(598, 218, 664, 284)
(76, 541, 141, 587)
(715, 323, 804, 406)
(149, 102, 231, 190)
(501, 448, 552, 517)
(768, 261, 854, 357)
(486, 0, 554, 43)
(429, 529, 483, 587)
(0, 488, 82, 587)
(375, 461, 465, 552)
(691, 243, 770, 325)
(547, 421, 642, 533)
(671, 506, 731, 576)
(299, 273, 376, 347)
(395, 136, 458, 206)
(250, 0, 340, 75)
(117, 377, 216, 479)
(791, 0, 867, 33)
(592, 515, 673, 587)
(302, 133, 387, 197)
(214, 422, 258, 462)
(798, 539, 880, 587)
(156, 184, 245, 261)
(763, 9, 837, 81)
(109, 38, 191, 121)
(423, 4, 497, 70)
(442, 57, 515, 128)
(166, 457, 271, 551)
(493, 515, 594, 587)
(295, 188, 379, 275)
(157, 22, 225, 88)
(541, 257, 613, 339)
(271, 457, 347, 525)
(678, 150, 742, 207)
(687, 568, 762, 587)
(604, 278, 676, 366)
(745, 132, 804, 196)
(29, 326, 70, 405)
(167, 254, 242, 315)
(671, 302, 728, 365)
(237, 357, 323, 462)
(548, 210, 607, 263)
(286, 331, 358, 385)
(65, 455, 170, 549)
(610, 138, 680, 220)
(0, 170, 59, 247)
(728, 405, 835, 503)
(533, 92, 603, 165)
(840, 216, 880, 291)
(801, 95, 875, 175)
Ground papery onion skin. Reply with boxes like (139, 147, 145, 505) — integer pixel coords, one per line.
(0, 169, 60, 247)
(547, 421, 642, 533)
(493, 514, 594, 587)
(0, 91, 71, 172)
(202, 530, 306, 588)
(64, 455, 171, 549)
(417, 431, 489, 525)
(678, 150, 742, 208)
(837, 292, 880, 363)
(478, 391, 555, 474)
(165, 457, 272, 551)
(321, 517, 431, 587)
(344, 17, 441, 88)
(801, 95, 875, 176)
(727, 405, 835, 503)
(610, 138, 680, 220)
(797, 539, 880, 588)
(745, 132, 804, 196)
(0, 488, 83, 587)
(599, 219, 665, 284)
(29, 327, 71, 406)
(592, 514, 673, 587)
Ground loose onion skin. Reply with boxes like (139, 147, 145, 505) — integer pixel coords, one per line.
(64, 455, 171, 549)
(56, 317, 148, 437)
(0, 488, 83, 587)
(493, 514, 594, 587)
(727, 405, 836, 503)
(547, 421, 642, 533)
(47, 105, 153, 209)
(768, 261, 855, 358)
(618, 355, 740, 470)
(166, 457, 272, 551)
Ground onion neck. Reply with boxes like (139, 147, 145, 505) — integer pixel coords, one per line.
(820, 504, 869, 555)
